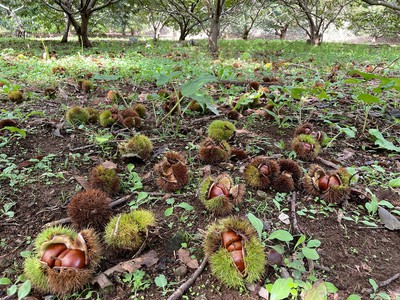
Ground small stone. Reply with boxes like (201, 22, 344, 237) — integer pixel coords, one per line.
(174, 265, 188, 277)
(259, 287, 269, 299)
(195, 296, 207, 300)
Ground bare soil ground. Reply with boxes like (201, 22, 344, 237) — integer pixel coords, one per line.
(1, 52, 400, 300)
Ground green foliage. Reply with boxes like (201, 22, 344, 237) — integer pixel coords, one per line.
(122, 269, 151, 297)
(247, 213, 263, 239)
(181, 75, 219, 115)
(267, 230, 293, 242)
(369, 128, 400, 153)
(0, 275, 31, 300)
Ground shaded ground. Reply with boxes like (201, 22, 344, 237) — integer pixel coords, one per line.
(0, 39, 400, 299)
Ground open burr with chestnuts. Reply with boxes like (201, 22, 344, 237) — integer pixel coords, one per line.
(303, 164, 351, 204)
(24, 226, 101, 295)
(198, 173, 245, 215)
(203, 217, 266, 288)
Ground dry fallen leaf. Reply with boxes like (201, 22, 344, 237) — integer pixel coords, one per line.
(100, 250, 159, 277)
(72, 174, 91, 190)
(379, 207, 400, 230)
(177, 248, 199, 269)
(101, 160, 117, 170)
(91, 273, 113, 289)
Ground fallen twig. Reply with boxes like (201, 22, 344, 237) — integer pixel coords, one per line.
(290, 192, 314, 273)
(363, 273, 400, 294)
(217, 80, 278, 87)
(315, 156, 339, 170)
(290, 192, 303, 235)
(167, 255, 209, 300)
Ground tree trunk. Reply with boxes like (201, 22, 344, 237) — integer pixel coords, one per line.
(61, 14, 70, 43)
(80, 13, 92, 47)
(208, 16, 219, 57)
(242, 25, 250, 40)
(279, 24, 289, 40)
(179, 24, 188, 41)
(307, 25, 322, 46)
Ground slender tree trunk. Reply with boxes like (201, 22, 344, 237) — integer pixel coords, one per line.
(80, 13, 92, 47)
(179, 23, 188, 41)
(242, 25, 250, 40)
(208, 16, 219, 56)
(61, 14, 70, 43)
(279, 24, 289, 40)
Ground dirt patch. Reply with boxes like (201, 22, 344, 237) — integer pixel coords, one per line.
(1, 66, 400, 299)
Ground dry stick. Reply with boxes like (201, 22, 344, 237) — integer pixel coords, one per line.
(363, 273, 400, 294)
(315, 156, 339, 170)
(217, 80, 278, 87)
(167, 255, 209, 300)
(290, 193, 334, 274)
(290, 192, 314, 273)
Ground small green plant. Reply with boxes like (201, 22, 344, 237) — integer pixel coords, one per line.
(0, 276, 31, 300)
(324, 122, 357, 148)
(122, 269, 151, 298)
(121, 164, 143, 193)
(1, 201, 16, 218)
(164, 198, 194, 217)
(154, 274, 169, 295)
(364, 188, 394, 216)
(367, 278, 393, 300)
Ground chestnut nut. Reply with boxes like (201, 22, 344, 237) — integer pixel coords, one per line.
(318, 174, 341, 192)
(41, 245, 85, 269)
(258, 164, 270, 176)
(54, 249, 85, 269)
(40, 243, 67, 268)
(209, 183, 229, 199)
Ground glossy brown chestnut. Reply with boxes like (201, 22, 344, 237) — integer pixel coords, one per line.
(302, 142, 313, 151)
(318, 175, 330, 192)
(40, 243, 67, 268)
(209, 183, 229, 199)
(221, 230, 241, 248)
(226, 241, 243, 252)
(230, 250, 245, 273)
(259, 164, 270, 176)
(328, 175, 341, 187)
(54, 249, 86, 269)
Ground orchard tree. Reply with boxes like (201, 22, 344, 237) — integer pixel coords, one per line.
(223, 0, 268, 39)
(0, 2, 25, 37)
(279, 0, 352, 45)
(204, 0, 245, 55)
(105, 0, 140, 36)
(359, 0, 400, 14)
(155, 0, 207, 41)
(42, 0, 121, 47)
(345, 3, 400, 41)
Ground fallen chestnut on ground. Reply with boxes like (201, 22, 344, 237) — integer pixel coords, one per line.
(291, 134, 320, 161)
(199, 173, 245, 215)
(272, 159, 302, 193)
(203, 217, 265, 288)
(303, 164, 351, 204)
(199, 137, 231, 164)
(24, 226, 102, 295)
(243, 156, 279, 190)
